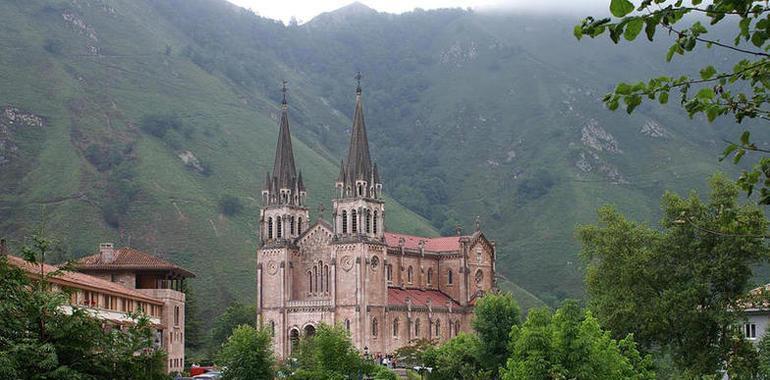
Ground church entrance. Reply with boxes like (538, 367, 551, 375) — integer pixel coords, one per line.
(304, 324, 316, 338)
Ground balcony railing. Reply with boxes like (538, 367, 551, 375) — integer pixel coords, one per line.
(287, 299, 333, 308)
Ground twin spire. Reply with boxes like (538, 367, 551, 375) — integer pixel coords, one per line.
(263, 74, 381, 208)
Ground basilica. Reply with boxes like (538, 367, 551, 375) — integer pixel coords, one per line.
(256, 79, 496, 359)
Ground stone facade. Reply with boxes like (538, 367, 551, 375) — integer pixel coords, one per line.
(256, 83, 496, 360)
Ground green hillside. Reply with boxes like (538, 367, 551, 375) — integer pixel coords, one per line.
(0, 0, 437, 321)
(1, 0, 761, 321)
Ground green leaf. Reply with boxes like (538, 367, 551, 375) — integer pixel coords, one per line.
(574, 25, 584, 40)
(719, 144, 737, 161)
(741, 130, 751, 145)
(644, 18, 657, 41)
(615, 83, 633, 95)
(696, 88, 715, 100)
(751, 31, 767, 48)
(610, 0, 635, 17)
(624, 18, 644, 41)
(699, 66, 716, 80)
(658, 92, 669, 104)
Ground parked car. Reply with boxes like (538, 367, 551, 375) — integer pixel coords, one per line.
(192, 372, 221, 380)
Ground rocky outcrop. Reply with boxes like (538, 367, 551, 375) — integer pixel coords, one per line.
(0, 106, 46, 166)
(581, 119, 621, 153)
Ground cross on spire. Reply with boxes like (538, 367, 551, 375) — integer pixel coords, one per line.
(281, 80, 288, 105)
(355, 71, 362, 94)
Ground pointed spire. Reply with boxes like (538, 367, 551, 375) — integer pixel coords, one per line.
(337, 160, 346, 183)
(297, 171, 305, 192)
(272, 81, 298, 190)
(263, 171, 272, 191)
(344, 73, 373, 183)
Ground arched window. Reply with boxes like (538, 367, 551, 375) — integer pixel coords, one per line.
(427, 268, 433, 285)
(373, 211, 378, 234)
(276, 216, 282, 238)
(386, 264, 392, 282)
(435, 319, 441, 337)
(290, 216, 295, 235)
(393, 318, 399, 337)
(415, 318, 421, 337)
(345, 319, 351, 332)
(314, 266, 318, 293)
(267, 217, 273, 239)
(448, 269, 454, 285)
(342, 210, 348, 233)
(325, 265, 330, 293)
(366, 209, 371, 233)
(455, 321, 461, 336)
(290, 329, 300, 353)
(319, 261, 324, 292)
(308, 271, 313, 293)
(298, 217, 303, 234)
(372, 318, 378, 337)
(407, 266, 413, 283)
(174, 306, 180, 326)
(358, 184, 363, 196)
(270, 320, 275, 337)
(351, 210, 358, 233)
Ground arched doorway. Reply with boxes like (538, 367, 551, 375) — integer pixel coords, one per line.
(304, 324, 316, 338)
(289, 328, 300, 354)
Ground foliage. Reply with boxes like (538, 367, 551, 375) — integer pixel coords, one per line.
(502, 300, 654, 380)
(140, 114, 183, 139)
(219, 195, 244, 216)
(372, 366, 399, 380)
(422, 333, 489, 380)
(290, 323, 371, 379)
(578, 175, 768, 377)
(102, 161, 140, 228)
(217, 324, 275, 380)
(210, 303, 257, 352)
(517, 169, 556, 202)
(575, 0, 770, 203)
(472, 291, 521, 375)
(393, 338, 435, 368)
(183, 281, 205, 353)
(0, 233, 167, 379)
(758, 331, 770, 378)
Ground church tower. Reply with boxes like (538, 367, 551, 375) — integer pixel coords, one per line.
(333, 74, 384, 242)
(260, 82, 309, 246)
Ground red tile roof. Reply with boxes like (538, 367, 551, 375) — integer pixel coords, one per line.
(384, 232, 468, 252)
(5, 255, 162, 304)
(388, 287, 460, 308)
(75, 247, 195, 278)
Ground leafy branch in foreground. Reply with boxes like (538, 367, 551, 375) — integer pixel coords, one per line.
(575, 0, 770, 203)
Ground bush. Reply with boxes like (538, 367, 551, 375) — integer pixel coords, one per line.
(373, 366, 399, 380)
(217, 325, 275, 380)
(140, 114, 182, 138)
(517, 169, 555, 201)
(219, 196, 243, 216)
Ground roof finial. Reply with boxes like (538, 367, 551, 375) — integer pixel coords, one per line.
(281, 80, 288, 106)
(355, 71, 362, 94)
(317, 203, 325, 220)
(475, 216, 481, 231)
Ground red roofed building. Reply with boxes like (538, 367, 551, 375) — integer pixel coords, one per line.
(73, 243, 194, 374)
(257, 83, 496, 359)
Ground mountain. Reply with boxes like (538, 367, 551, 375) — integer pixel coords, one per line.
(0, 0, 755, 321)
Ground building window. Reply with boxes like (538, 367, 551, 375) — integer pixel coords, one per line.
(352, 210, 358, 233)
(267, 217, 273, 239)
(435, 319, 441, 337)
(372, 211, 377, 235)
(372, 318, 378, 337)
(475, 269, 484, 285)
(314, 266, 319, 293)
(290, 329, 300, 353)
(393, 318, 399, 337)
(345, 319, 351, 332)
(319, 261, 324, 292)
(308, 271, 313, 293)
(174, 306, 180, 326)
(298, 217, 303, 233)
(415, 318, 421, 337)
(448, 269, 454, 285)
(342, 210, 348, 234)
(325, 265, 330, 293)
(366, 209, 371, 233)
(270, 320, 275, 337)
(745, 323, 758, 339)
(427, 268, 433, 285)
(386, 264, 392, 282)
(290, 216, 296, 235)
(455, 321, 461, 336)
(407, 266, 413, 284)
(276, 216, 282, 238)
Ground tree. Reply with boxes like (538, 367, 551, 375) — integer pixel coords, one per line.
(575, 0, 770, 203)
(217, 325, 275, 380)
(422, 333, 488, 380)
(578, 175, 768, 376)
(210, 302, 256, 351)
(0, 233, 167, 379)
(291, 323, 369, 379)
(502, 301, 654, 380)
(219, 195, 244, 216)
(472, 292, 521, 375)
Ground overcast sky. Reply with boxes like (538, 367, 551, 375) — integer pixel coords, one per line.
(226, 0, 609, 24)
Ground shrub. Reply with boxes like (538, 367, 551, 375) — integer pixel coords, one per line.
(219, 196, 243, 216)
(140, 114, 182, 138)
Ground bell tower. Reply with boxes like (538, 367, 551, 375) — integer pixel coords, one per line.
(333, 73, 384, 242)
(260, 81, 309, 246)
